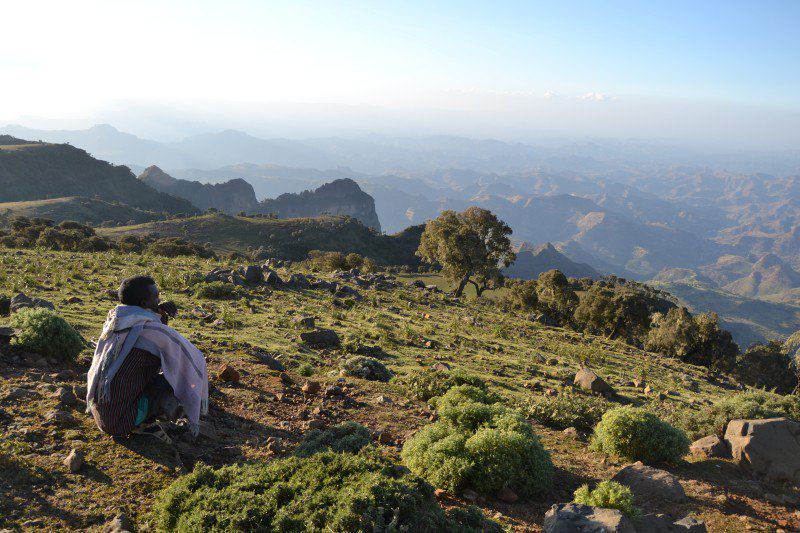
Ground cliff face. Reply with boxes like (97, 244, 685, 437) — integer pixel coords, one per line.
(259, 178, 382, 232)
(138, 166, 259, 214)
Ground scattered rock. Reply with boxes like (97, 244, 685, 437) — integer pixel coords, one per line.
(217, 365, 241, 383)
(288, 273, 310, 288)
(637, 514, 708, 532)
(324, 385, 343, 397)
(198, 420, 218, 441)
(690, 435, 729, 459)
(611, 461, 687, 503)
(53, 386, 77, 406)
(243, 265, 264, 283)
(64, 449, 84, 472)
(543, 503, 634, 533)
(100, 514, 133, 533)
(265, 271, 284, 286)
(376, 395, 393, 404)
(431, 362, 451, 372)
(562, 427, 580, 439)
(292, 315, 315, 329)
(574, 368, 615, 396)
(530, 313, 560, 327)
(279, 372, 294, 385)
(301, 381, 321, 396)
(496, 485, 519, 503)
(376, 430, 393, 445)
(724, 417, 800, 484)
(66, 296, 83, 304)
(251, 351, 285, 371)
(10, 293, 55, 313)
(300, 328, 341, 348)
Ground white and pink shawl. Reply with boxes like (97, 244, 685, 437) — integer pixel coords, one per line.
(87, 305, 208, 435)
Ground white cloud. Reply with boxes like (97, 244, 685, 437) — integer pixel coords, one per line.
(580, 92, 612, 101)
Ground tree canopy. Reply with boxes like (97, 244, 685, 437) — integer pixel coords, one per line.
(416, 207, 515, 297)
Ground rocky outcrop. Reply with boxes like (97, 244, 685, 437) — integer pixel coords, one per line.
(259, 179, 381, 232)
(543, 503, 635, 532)
(690, 435, 729, 459)
(574, 368, 615, 396)
(724, 417, 800, 484)
(139, 166, 259, 214)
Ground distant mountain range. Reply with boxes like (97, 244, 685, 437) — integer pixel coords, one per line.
(504, 242, 600, 280)
(140, 167, 381, 231)
(0, 137, 195, 215)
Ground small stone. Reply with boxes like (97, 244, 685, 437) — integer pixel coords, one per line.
(280, 372, 293, 385)
(324, 385, 343, 397)
(434, 488, 446, 498)
(545, 388, 558, 397)
(302, 381, 321, 395)
(66, 296, 83, 304)
(101, 513, 133, 533)
(376, 430, 393, 445)
(292, 315, 315, 329)
(431, 362, 451, 372)
(376, 395, 393, 404)
(562, 427, 580, 439)
(64, 449, 84, 472)
(217, 365, 241, 382)
(53, 386, 77, 406)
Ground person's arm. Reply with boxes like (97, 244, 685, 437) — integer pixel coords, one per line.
(158, 301, 178, 325)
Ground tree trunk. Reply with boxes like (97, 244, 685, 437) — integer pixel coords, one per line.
(454, 277, 470, 297)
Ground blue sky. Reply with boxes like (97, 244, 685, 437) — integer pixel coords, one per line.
(1, 0, 798, 145)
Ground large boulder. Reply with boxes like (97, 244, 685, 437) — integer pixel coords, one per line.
(689, 435, 729, 459)
(574, 368, 615, 396)
(543, 503, 635, 533)
(243, 265, 264, 283)
(724, 417, 800, 484)
(10, 293, 55, 313)
(300, 328, 341, 348)
(611, 461, 686, 503)
(265, 271, 284, 286)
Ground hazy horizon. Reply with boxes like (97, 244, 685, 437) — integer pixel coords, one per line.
(3, 1, 800, 150)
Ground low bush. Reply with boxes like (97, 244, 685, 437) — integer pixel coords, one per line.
(152, 449, 494, 532)
(573, 481, 639, 518)
(401, 368, 488, 402)
(528, 391, 611, 431)
(590, 406, 689, 464)
(341, 356, 392, 382)
(194, 282, 243, 300)
(10, 308, 85, 361)
(293, 422, 373, 457)
(402, 385, 553, 498)
(671, 390, 800, 440)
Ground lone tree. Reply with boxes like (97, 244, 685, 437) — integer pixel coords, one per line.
(416, 207, 515, 297)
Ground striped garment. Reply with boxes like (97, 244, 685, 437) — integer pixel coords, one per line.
(90, 347, 164, 435)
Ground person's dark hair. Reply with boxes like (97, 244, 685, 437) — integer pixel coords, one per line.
(119, 275, 157, 307)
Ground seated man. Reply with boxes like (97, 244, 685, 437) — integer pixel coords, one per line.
(86, 275, 208, 443)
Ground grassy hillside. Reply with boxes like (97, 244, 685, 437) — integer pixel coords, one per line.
(0, 141, 196, 214)
(1, 247, 795, 531)
(0, 196, 164, 227)
(99, 213, 422, 265)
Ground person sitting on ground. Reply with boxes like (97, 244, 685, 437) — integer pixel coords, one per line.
(86, 275, 208, 443)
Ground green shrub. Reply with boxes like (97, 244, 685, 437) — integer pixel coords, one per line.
(573, 481, 639, 518)
(152, 449, 492, 532)
(528, 391, 611, 431)
(294, 422, 373, 457)
(590, 406, 689, 464)
(194, 282, 243, 300)
(341, 356, 392, 382)
(402, 385, 553, 498)
(671, 390, 800, 440)
(10, 308, 85, 361)
(297, 362, 314, 377)
(401, 368, 488, 402)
